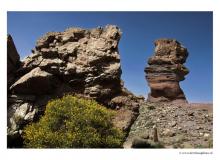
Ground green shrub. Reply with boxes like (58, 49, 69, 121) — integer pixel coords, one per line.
(23, 95, 124, 148)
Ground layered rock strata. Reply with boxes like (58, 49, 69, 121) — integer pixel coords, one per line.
(145, 39, 189, 102)
(7, 25, 143, 147)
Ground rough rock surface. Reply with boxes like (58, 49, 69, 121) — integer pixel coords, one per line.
(124, 102, 213, 148)
(7, 25, 143, 147)
(7, 35, 21, 89)
(145, 39, 189, 102)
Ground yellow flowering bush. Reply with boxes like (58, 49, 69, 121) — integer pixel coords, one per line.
(23, 95, 124, 148)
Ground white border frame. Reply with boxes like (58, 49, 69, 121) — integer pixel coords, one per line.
(1, 1, 219, 160)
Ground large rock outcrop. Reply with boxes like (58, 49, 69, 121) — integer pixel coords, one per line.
(11, 26, 124, 101)
(7, 25, 143, 147)
(144, 39, 189, 102)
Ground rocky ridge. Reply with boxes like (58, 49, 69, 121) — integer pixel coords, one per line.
(145, 39, 189, 103)
(7, 25, 143, 147)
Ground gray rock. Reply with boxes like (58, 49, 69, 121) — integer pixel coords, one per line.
(8, 102, 37, 136)
(163, 128, 176, 137)
(13, 103, 29, 121)
(170, 121, 177, 127)
(10, 67, 60, 94)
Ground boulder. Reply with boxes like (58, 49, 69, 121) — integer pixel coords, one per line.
(10, 67, 60, 94)
(113, 108, 136, 131)
(7, 102, 37, 140)
(145, 39, 189, 102)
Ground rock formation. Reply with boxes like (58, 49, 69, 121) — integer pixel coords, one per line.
(144, 39, 189, 102)
(7, 25, 143, 147)
(7, 35, 21, 89)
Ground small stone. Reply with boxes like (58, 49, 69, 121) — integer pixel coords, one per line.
(115, 106, 120, 110)
(196, 126, 203, 130)
(24, 109, 36, 121)
(183, 142, 193, 148)
(19, 130, 23, 134)
(188, 112, 194, 116)
(163, 129, 176, 137)
(170, 121, 177, 127)
(199, 132, 204, 136)
(204, 133, 210, 138)
(178, 127, 182, 130)
(13, 103, 29, 121)
(140, 133, 150, 139)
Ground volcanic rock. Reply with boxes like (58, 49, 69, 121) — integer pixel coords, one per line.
(10, 67, 60, 94)
(7, 35, 21, 89)
(7, 25, 143, 147)
(145, 39, 189, 102)
(14, 25, 123, 102)
(124, 102, 213, 148)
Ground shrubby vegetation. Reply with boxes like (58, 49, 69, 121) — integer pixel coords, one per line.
(23, 95, 124, 148)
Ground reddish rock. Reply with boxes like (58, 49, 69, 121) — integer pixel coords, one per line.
(145, 39, 189, 102)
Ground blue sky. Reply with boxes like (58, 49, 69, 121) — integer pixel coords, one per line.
(7, 12, 213, 102)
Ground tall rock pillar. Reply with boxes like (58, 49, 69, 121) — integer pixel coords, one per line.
(145, 39, 189, 103)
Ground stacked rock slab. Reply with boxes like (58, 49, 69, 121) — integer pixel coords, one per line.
(7, 25, 143, 147)
(145, 39, 189, 102)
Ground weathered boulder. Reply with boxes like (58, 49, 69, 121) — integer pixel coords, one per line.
(7, 35, 21, 89)
(145, 39, 189, 102)
(7, 25, 142, 147)
(10, 67, 60, 94)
